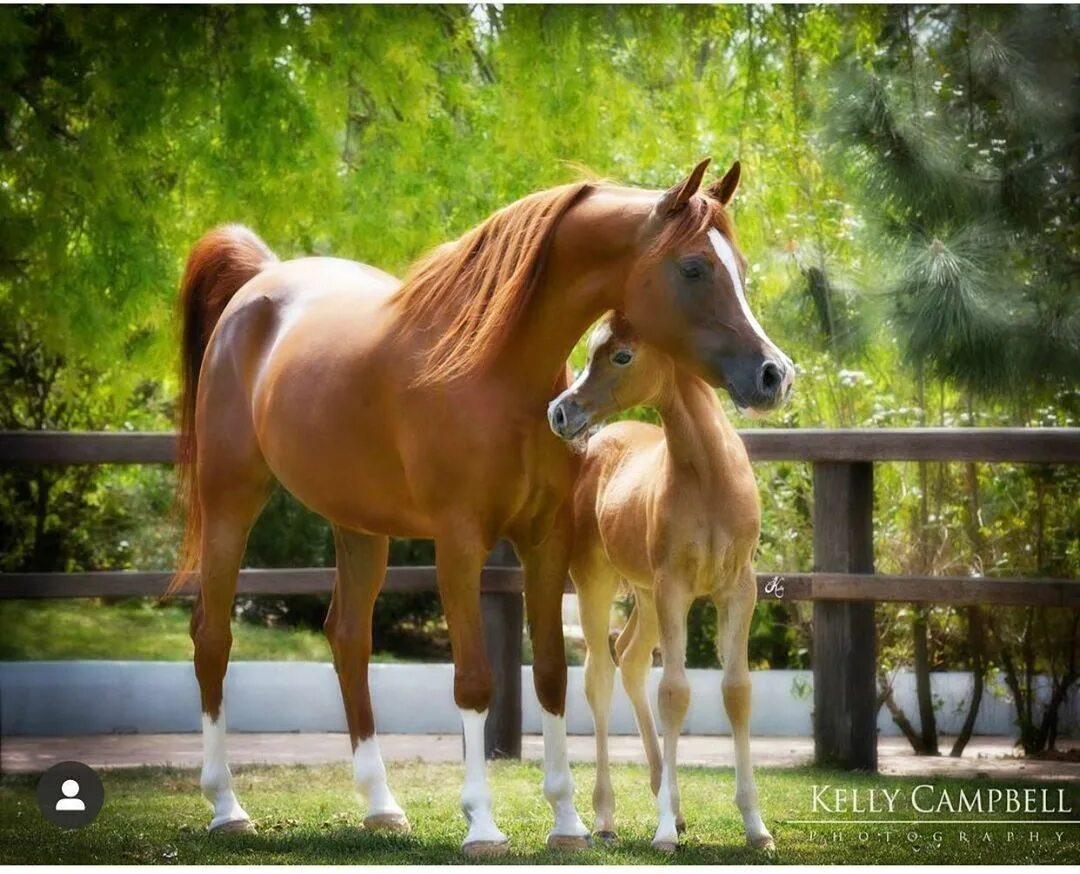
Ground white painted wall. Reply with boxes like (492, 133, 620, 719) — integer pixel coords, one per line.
(1, 661, 1076, 738)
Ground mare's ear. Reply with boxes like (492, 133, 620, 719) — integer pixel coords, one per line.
(655, 158, 712, 217)
(707, 160, 742, 207)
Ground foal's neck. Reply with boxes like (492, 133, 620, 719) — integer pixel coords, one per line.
(655, 369, 740, 482)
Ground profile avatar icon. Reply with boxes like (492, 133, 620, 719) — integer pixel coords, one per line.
(36, 761, 104, 828)
(55, 779, 86, 812)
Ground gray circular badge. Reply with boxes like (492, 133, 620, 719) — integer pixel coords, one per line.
(36, 761, 104, 829)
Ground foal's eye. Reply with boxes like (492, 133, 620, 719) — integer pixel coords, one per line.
(611, 349, 634, 366)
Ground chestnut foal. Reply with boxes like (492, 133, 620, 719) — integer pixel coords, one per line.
(548, 312, 791, 852)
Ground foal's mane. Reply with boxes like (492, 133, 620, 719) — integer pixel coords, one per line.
(392, 182, 593, 385)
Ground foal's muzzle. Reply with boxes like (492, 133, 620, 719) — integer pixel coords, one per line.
(547, 396, 591, 441)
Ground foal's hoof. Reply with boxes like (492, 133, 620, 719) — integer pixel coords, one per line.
(462, 839, 510, 858)
(209, 818, 256, 836)
(594, 830, 619, 846)
(676, 818, 687, 835)
(749, 834, 777, 852)
(547, 832, 593, 851)
(652, 838, 679, 854)
(363, 812, 411, 834)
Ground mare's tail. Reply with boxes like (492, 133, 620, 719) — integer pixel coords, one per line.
(168, 225, 277, 596)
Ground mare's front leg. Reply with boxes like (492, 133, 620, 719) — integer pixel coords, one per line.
(324, 527, 408, 832)
(715, 570, 774, 850)
(517, 515, 591, 850)
(652, 579, 693, 853)
(435, 528, 508, 857)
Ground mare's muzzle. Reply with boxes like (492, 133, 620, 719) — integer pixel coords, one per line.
(716, 351, 795, 412)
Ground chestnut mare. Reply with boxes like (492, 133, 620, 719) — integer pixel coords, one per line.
(549, 311, 790, 852)
(171, 158, 791, 855)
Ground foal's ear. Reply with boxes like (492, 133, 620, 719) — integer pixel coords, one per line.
(656, 157, 712, 216)
(707, 160, 742, 207)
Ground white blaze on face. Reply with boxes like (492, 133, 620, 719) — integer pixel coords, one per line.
(707, 227, 776, 350)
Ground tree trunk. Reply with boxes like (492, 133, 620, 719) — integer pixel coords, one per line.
(879, 672, 924, 750)
(912, 608, 939, 754)
(951, 605, 984, 756)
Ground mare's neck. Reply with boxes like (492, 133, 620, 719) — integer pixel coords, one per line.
(655, 368, 740, 482)
(494, 187, 656, 403)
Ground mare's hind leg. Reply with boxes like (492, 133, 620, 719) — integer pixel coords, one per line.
(716, 570, 774, 850)
(325, 526, 408, 833)
(571, 559, 620, 841)
(191, 457, 271, 834)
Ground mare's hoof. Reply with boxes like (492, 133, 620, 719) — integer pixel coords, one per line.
(676, 818, 687, 835)
(547, 832, 592, 851)
(594, 830, 619, 846)
(749, 834, 777, 852)
(363, 812, 411, 834)
(652, 838, 678, 854)
(210, 819, 256, 836)
(462, 839, 510, 858)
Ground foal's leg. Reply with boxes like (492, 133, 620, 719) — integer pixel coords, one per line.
(518, 518, 590, 850)
(191, 468, 270, 834)
(651, 583, 693, 852)
(324, 527, 408, 832)
(615, 593, 663, 798)
(572, 561, 619, 841)
(435, 530, 507, 856)
(716, 571, 774, 850)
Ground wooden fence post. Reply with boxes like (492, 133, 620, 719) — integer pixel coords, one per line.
(812, 462, 878, 770)
(481, 540, 523, 759)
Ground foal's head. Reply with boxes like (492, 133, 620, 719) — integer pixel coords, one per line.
(548, 313, 667, 440)
(619, 158, 793, 413)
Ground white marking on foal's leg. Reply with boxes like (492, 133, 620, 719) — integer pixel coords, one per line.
(541, 710, 590, 844)
(459, 709, 507, 849)
(654, 761, 681, 849)
(731, 710, 773, 848)
(200, 713, 252, 831)
(352, 735, 405, 819)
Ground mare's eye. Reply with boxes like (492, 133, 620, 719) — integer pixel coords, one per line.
(611, 349, 633, 366)
(679, 259, 705, 281)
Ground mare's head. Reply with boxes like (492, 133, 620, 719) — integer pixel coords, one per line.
(618, 158, 793, 413)
(548, 313, 668, 440)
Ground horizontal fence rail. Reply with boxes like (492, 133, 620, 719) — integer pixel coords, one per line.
(1, 428, 1078, 465)
(2, 569, 1078, 608)
(2, 428, 1078, 768)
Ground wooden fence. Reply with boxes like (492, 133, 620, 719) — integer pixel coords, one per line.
(2, 428, 1078, 769)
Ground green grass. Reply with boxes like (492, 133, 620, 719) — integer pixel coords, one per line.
(0, 600, 332, 662)
(2, 762, 1077, 864)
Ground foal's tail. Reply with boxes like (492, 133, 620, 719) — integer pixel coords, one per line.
(169, 225, 277, 596)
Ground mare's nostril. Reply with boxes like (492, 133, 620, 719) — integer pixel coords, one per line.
(553, 405, 567, 431)
(760, 361, 783, 395)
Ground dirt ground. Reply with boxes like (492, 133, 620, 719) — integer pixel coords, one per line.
(4, 732, 1078, 781)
